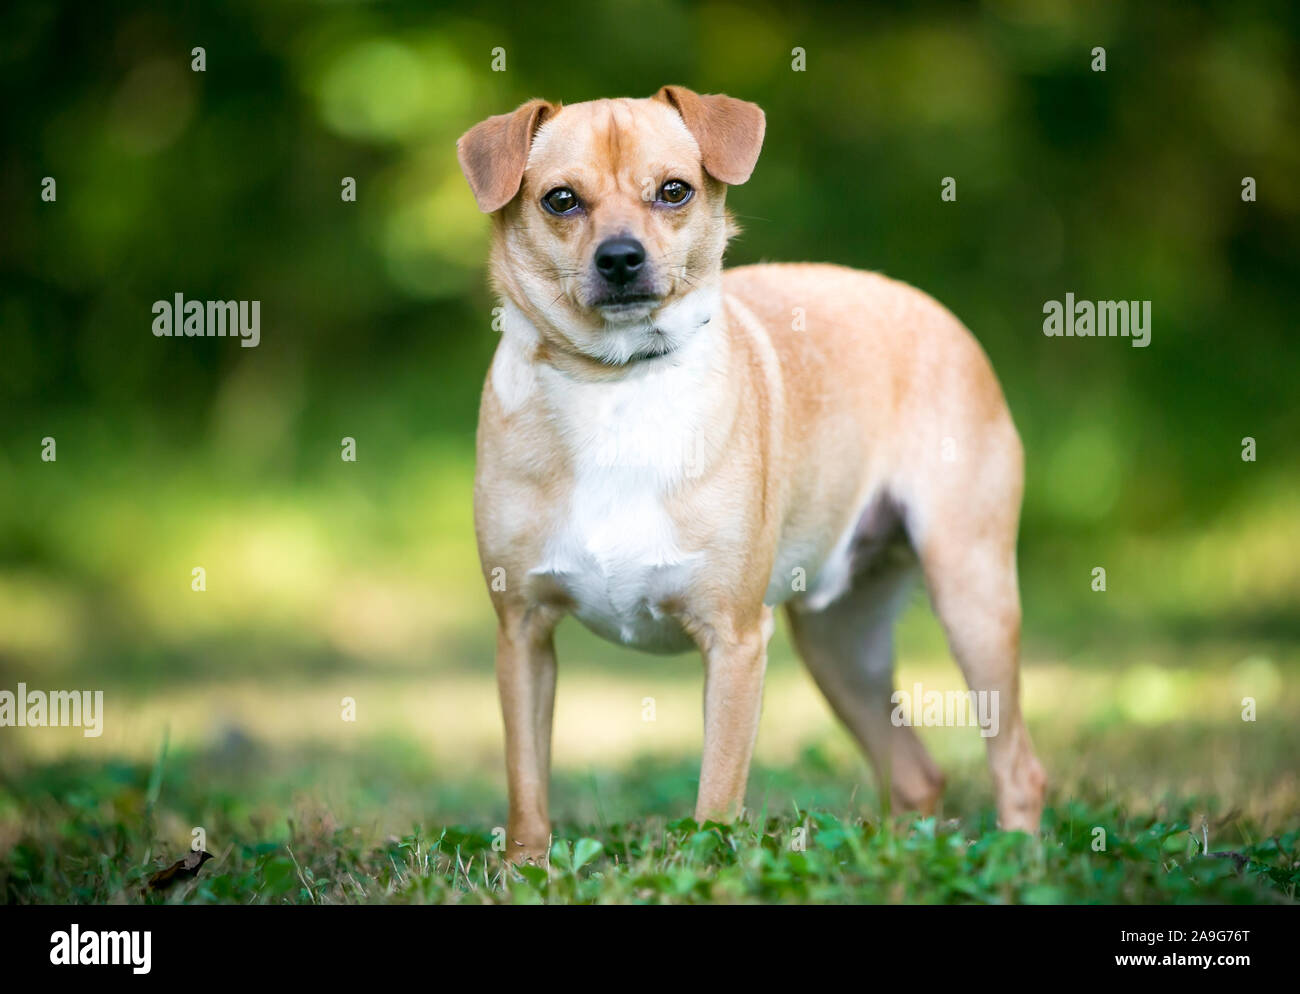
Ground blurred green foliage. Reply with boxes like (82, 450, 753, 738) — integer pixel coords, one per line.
(0, 8, 1294, 666)
(4, 1, 1297, 497)
(3, 2, 1297, 634)
(0, 0, 1296, 680)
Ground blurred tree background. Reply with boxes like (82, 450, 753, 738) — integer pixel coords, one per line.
(0, 0, 1297, 846)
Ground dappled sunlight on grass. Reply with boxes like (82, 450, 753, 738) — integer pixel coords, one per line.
(3, 434, 1296, 877)
(4, 638, 1295, 835)
(2, 440, 1297, 848)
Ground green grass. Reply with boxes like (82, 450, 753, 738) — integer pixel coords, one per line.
(3, 744, 1296, 905)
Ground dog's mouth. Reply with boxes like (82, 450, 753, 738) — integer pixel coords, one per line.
(590, 291, 661, 313)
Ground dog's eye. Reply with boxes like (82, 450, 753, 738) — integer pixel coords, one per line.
(658, 180, 693, 206)
(542, 187, 580, 215)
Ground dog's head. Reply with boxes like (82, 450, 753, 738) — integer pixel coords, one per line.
(457, 86, 764, 365)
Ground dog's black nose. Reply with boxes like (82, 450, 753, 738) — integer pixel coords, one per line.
(594, 237, 646, 286)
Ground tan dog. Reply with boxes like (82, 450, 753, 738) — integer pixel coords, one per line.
(458, 86, 1045, 864)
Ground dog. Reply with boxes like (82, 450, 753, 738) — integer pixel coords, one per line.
(457, 86, 1045, 864)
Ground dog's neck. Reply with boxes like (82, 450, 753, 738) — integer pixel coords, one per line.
(489, 284, 737, 471)
(491, 283, 738, 488)
(498, 280, 724, 381)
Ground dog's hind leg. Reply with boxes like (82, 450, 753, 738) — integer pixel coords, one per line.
(915, 529, 1045, 832)
(910, 432, 1046, 832)
(787, 563, 945, 815)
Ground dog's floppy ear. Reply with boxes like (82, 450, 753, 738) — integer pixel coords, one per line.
(457, 98, 559, 213)
(654, 85, 765, 185)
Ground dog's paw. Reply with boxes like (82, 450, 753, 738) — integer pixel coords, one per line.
(997, 755, 1047, 832)
(503, 830, 552, 868)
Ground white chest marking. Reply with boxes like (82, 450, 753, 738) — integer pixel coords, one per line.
(512, 289, 723, 653)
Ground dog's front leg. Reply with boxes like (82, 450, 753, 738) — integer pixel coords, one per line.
(496, 608, 560, 865)
(694, 608, 772, 824)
